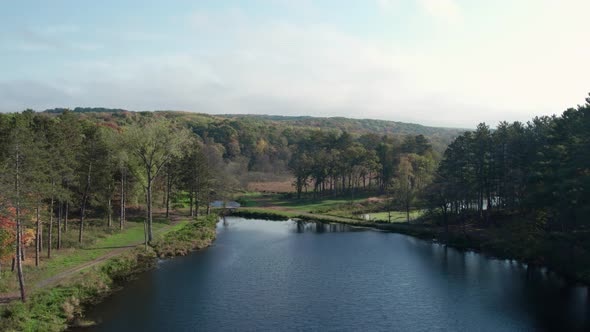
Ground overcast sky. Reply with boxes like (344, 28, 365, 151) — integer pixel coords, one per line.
(1, 0, 588, 128)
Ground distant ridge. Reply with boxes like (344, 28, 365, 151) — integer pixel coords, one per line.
(40, 107, 463, 140)
(214, 113, 462, 137)
(44, 107, 128, 114)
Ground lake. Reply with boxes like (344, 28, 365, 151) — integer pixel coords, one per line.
(79, 217, 590, 331)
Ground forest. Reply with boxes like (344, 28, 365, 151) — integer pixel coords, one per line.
(0, 94, 588, 305)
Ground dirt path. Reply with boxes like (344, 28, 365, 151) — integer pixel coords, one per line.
(36, 244, 139, 289)
(0, 218, 179, 305)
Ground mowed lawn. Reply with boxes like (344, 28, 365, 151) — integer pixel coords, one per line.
(370, 210, 423, 223)
(237, 193, 424, 224)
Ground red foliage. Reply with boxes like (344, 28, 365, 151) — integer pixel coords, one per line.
(0, 207, 16, 261)
(97, 122, 120, 131)
(0, 205, 35, 261)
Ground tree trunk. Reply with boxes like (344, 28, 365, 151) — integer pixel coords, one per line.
(189, 189, 194, 218)
(107, 197, 112, 227)
(64, 201, 69, 233)
(120, 171, 125, 230)
(48, 182, 54, 258)
(15, 144, 26, 302)
(79, 163, 92, 243)
(20, 227, 25, 261)
(15, 219, 26, 302)
(147, 177, 153, 242)
(143, 191, 148, 250)
(120, 181, 124, 230)
(165, 169, 171, 218)
(39, 216, 43, 252)
(35, 205, 40, 267)
(57, 201, 62, 250)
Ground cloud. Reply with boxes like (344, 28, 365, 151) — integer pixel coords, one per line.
(3, 25, 102, 52)
(0, 80, 71, 111)
(1, 2, 589, 128)
(376, 0, 400, 11)
(417, 0, 462, 24)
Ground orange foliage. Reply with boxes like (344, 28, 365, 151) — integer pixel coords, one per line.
(0, 207, 16, 261)
(0, 206, 36, 261)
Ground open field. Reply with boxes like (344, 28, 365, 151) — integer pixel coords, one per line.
(235, 193, 421, 224)
(246, 180, 294, 193)
(369, 211, 424, 223)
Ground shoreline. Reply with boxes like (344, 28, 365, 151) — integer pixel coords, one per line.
(0, 215, 218, 332)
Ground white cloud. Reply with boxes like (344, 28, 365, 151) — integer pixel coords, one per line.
(1, 1, 589, 128)
(376, 0, 400, 11)
(417, 0, 462, 24)
(2, 25, 102, 52)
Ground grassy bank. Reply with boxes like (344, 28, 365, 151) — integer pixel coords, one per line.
(0, 215, 218, 332)
(229, 209, 293, 221)
(152, 217, 217, 257)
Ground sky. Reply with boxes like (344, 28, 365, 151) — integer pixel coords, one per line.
(0, 0, 588, 128)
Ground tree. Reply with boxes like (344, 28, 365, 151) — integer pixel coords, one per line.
(178, 139, 214, 218)
(76, 124, 111, 243)
(125, 121, 189, 243)
(391, 153, 435, 223)
(0, 207, 16, 274)
(2, 120, 35, 302)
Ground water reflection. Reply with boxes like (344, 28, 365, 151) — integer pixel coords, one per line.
(291, 220, 360, 233)
(409, 237, 590, 331)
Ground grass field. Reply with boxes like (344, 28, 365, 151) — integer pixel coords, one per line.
(234, 192, 423, 224)
(369, 211, 423, 223)
(0, 218, 172, 293)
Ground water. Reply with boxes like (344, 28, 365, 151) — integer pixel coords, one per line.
(79, 217, 590, 331)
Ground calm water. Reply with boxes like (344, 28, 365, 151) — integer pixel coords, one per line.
(80, 217, 590, 331)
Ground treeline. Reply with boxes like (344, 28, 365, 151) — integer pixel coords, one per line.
(427, 95, 590, 232)
(0, 110, 231, 302)
(288, 130, 437, 213)
(52, 110, 459, 179)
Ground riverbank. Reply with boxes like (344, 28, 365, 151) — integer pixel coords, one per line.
(231, 200, 590, 286)
(0, 215, 218, 332)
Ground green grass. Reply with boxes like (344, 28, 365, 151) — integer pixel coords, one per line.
(370, 211, 424, 223)
(0, 247, 159, 332)
(234, 192, 266, 207)
(238, 208, 299, 218)
(152, 216, 217, 257)
(0, 219, 172, 293)
(34, 220, 168, 282)
(273, 197, 366, 212)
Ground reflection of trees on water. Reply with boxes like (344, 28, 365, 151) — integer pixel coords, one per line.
(293, 220, 352, 233)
